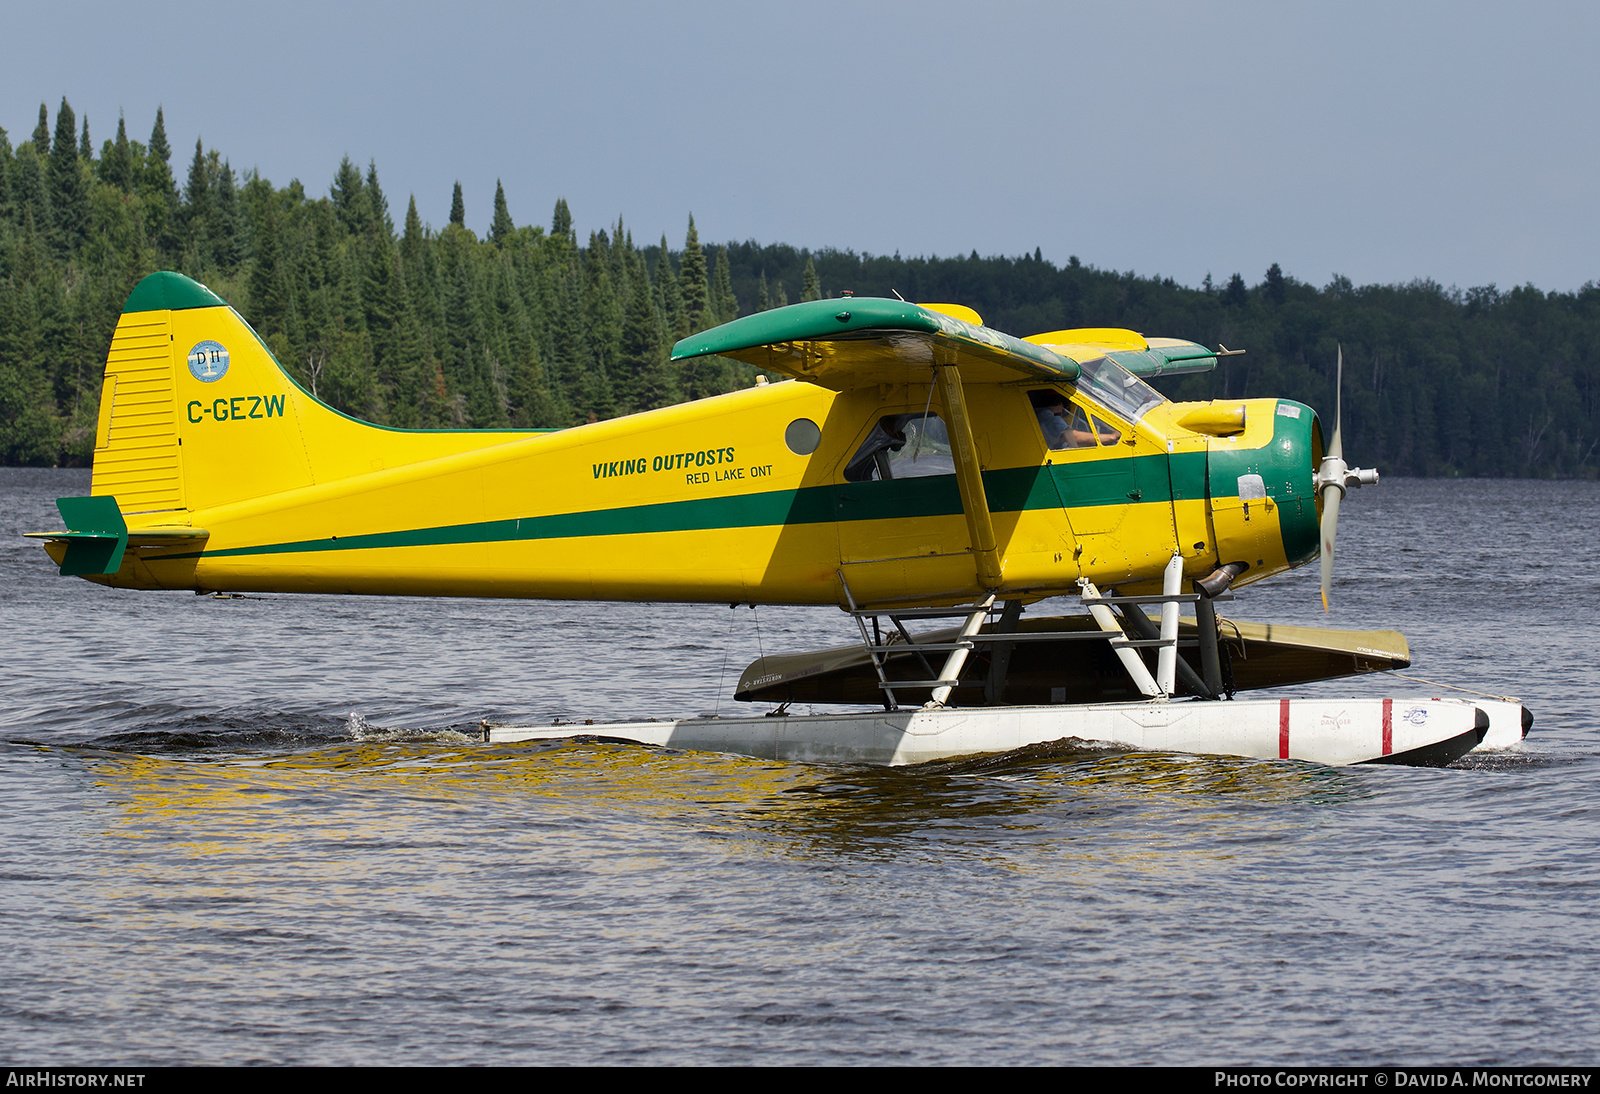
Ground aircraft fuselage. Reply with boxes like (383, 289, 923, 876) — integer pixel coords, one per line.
(43, 275, 1322, 610)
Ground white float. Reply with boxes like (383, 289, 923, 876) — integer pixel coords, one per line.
(484, 694, 1510, 768)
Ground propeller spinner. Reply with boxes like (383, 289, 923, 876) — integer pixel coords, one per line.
(1314, 346, 1380, 610)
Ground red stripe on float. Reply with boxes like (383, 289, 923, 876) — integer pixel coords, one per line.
(1382, 697, 1392, 756)
(1279, 698, 1291, 759)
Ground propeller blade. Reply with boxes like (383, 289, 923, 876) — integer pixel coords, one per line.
(1319, 344, 1345, 611)
(1319, 482, 1341, 612)
(1315, 344, 1379, 609)
(1329, 344, 1343, 462)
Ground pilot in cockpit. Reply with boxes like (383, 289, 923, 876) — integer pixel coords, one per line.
(1030, 390, 1121, 450)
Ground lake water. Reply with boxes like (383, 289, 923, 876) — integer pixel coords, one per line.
(2, 469, 1597, 1065)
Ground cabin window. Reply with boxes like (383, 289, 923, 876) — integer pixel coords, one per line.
(843, 413, 954, 481)
(1074, 356, 1165, 424)
(785, 417, 822, 455)
(1029, 390, 1122, 450)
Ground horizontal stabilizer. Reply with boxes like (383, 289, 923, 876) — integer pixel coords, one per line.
(25, 495, 208, 576)
(26, 496, 128, 576)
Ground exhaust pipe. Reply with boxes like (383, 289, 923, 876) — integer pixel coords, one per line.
(1196, 561, 1248, 599)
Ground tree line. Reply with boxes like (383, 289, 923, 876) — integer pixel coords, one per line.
(2, 98, 1596, 478)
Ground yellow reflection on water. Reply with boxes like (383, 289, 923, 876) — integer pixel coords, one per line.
(69, 730, 1375, 891)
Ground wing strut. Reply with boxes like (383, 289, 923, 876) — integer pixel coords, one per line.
(934, 359, 1002, 590)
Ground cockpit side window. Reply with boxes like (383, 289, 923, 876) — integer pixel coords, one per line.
(843, 413, 954, 481)
(1029, 390, 1122, 450)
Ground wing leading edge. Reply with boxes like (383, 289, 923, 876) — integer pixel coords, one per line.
(671, 297, 1080, 389)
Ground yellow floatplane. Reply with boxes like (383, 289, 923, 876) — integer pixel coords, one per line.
(29, 272, 1529, 766)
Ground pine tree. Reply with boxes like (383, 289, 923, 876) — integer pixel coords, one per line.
(1223, 272, 1248, 309)
(679, 215, 710, 332)
(712, 245, 737, 324)
(31, 104, 49, 156)
(248, 196, 288, 337)
(757, 270, 770, 312)
(0, 127, 14, 226)
(145, 108, 172, 190)
(653, 233, 683, 339)
(60, 283, 102, 459)
(619, 246, 675, 411)
(507, 337, 561, 428)
(13, 144, 49, 232)
(388, 306, 429, 428)
(365, 161, 391, 237)
(79, 116, 91, 161)
(449, 181, 465, 226)
(212, 161, 242, 272)
(546, 258, 590, 419)
(674, 223, 733, 400)
(143, 107, 179, 259)
(401, 195, 426, 272)
(490, 179, 514, 245)
(17, 207, 41, 283)
(800, 255, 820, 301)
(0, 277, 59, 464)
(102, 114, 134, 192)
(49, 98, 88, 253)
(182, 138, 211, 265)
(551, 197, 574, 245)
(330, 155, 370, 236)
(608, 217, 630, 297)
(1264, 262, 1286, 306)
(363, 237, 404, 398)
(442, 249, 484, 421)
(583, 229, 623, 392)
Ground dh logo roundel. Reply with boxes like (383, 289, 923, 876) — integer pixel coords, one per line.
(187, 340, 230, 382)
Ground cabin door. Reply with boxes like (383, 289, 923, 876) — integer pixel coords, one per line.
(834, 410, 975, 602)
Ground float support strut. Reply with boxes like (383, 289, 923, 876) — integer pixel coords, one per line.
(1195, 587, 1225, 697)
(927, 593, 996, 707)
(984, 599, 1024, 705)
(1117, 600, 1213, 699)
(1083, 580, 1162, 699)
(1156, 553, 1183, 696)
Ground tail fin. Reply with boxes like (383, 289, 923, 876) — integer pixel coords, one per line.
(93, 272, 315, 515)
(91, 272, 520, 522)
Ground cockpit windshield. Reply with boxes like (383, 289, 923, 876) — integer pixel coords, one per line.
(1075, 355, 1166, 423)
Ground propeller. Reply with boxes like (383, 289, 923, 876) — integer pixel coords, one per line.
(1315, 345, 1380, 610)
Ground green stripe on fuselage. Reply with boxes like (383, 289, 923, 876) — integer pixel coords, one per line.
(166, 454, 1196, 562)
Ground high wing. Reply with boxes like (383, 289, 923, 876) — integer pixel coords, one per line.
(671, 298, 1080, 388)
(671, 298, 1220, 389)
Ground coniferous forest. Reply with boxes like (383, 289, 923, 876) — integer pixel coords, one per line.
(2, 98, 1597, 478)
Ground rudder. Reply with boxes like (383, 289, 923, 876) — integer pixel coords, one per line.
(93, 272, 318, 517)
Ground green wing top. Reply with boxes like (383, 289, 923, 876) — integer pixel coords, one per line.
(672, 298, 1081, 389)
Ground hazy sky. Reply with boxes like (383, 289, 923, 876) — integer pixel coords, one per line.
(6, 1, 1598, 292)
